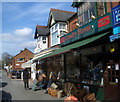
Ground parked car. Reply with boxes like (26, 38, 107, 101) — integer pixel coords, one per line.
(16, 71, 21, 79)
(16, 70, 23, 79)
(11, 70, 17, 76)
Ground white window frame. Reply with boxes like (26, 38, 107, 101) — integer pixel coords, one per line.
(17, 58, 24, 62)
(51, 22, 67, 46)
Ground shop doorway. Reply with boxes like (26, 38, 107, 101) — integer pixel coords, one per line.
(104, 62, 120, 100)
(104, 50, 120, 101)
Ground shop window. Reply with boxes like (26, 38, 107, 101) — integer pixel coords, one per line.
(82, 53, 104, 85)
(66, 52, 80, 81)
(97, 0, 105, 17)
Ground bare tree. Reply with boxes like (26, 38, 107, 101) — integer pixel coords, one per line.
(1, 52, 13, 69)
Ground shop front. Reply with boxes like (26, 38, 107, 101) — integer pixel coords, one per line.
(60, 12, 120, 101)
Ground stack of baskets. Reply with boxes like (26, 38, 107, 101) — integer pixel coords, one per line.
(51, 89, 59, 97)
(48, 88, 52, 95)
(48, 88, 59, 97)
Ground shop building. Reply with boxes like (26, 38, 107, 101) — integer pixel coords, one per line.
(59, 1, 120, 101)
(33, 1, 120, 101)
(31, 2, 120, 101)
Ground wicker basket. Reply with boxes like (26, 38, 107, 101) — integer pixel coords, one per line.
(48, 88, 52, 95)
(51, 89, 59, 97)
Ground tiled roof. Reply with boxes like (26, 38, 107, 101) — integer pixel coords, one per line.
(34, 25, 50, 39)
(51, 8, 75, 21)
(48, 8, 76, 26)
(50, 8, 75, 14)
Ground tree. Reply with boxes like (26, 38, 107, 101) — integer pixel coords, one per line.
(0, 52, 13, 69)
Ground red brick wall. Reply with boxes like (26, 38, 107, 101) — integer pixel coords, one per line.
(12, 48, 33, 70)
(106, 1, 120, 13)
(68, 14, 78, 33)
(106, 1, 112, 13)
(112, 1, 120, 8)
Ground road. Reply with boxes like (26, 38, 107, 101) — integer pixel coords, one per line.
(1, 70, 65, 101)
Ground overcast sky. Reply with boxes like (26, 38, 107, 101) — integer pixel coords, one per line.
(1, 1, 76, 58)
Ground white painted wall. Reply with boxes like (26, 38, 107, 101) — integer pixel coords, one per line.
(34, 36, 48, 54)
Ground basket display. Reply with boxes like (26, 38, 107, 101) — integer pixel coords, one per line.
(51, 89, 59, 97)
(48, 88, 52, 95)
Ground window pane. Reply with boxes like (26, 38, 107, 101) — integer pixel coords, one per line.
(90, 7, 95, 21)
(59, 24, 62, 29)
(52, 31, 58, 46)
(51, 27, 54, 32)
(55, 24, 58, 30)
(60, 31, 67, 36)
(84, 10, 89, 24)
(59, 24, 66, 29)
(79, 14, 83, 26)
(97, 1, 105, 17)
(42, 37, 46, 40)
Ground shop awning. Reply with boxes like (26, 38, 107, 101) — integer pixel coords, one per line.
(34, 32, 109, 61)
(70, 32, 109, 49)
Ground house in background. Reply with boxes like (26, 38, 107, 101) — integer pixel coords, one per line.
(12, 48, 33, 71)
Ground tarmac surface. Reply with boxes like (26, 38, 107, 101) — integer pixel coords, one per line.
(1, 70, 66, 101)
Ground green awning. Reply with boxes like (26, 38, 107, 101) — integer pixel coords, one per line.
(70, 32, 109, 49)
(34, 32, 109, 61)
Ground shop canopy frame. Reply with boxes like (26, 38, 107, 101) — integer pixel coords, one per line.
(33, 32, 110, 61)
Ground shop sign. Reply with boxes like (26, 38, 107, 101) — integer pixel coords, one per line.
(109, 33, 120, 42)
(60, 13, 112, 46)
(112, 4, 120, 28)
(109, 5, 120, 42)
(98, 15, 110, 28)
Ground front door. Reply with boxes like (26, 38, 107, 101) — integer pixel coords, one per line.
(104, 63, 120, 100)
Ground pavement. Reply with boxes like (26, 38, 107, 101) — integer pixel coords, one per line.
(1, 70, 66, 101)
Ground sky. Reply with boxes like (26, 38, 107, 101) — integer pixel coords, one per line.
(1, 1, 76, 59)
